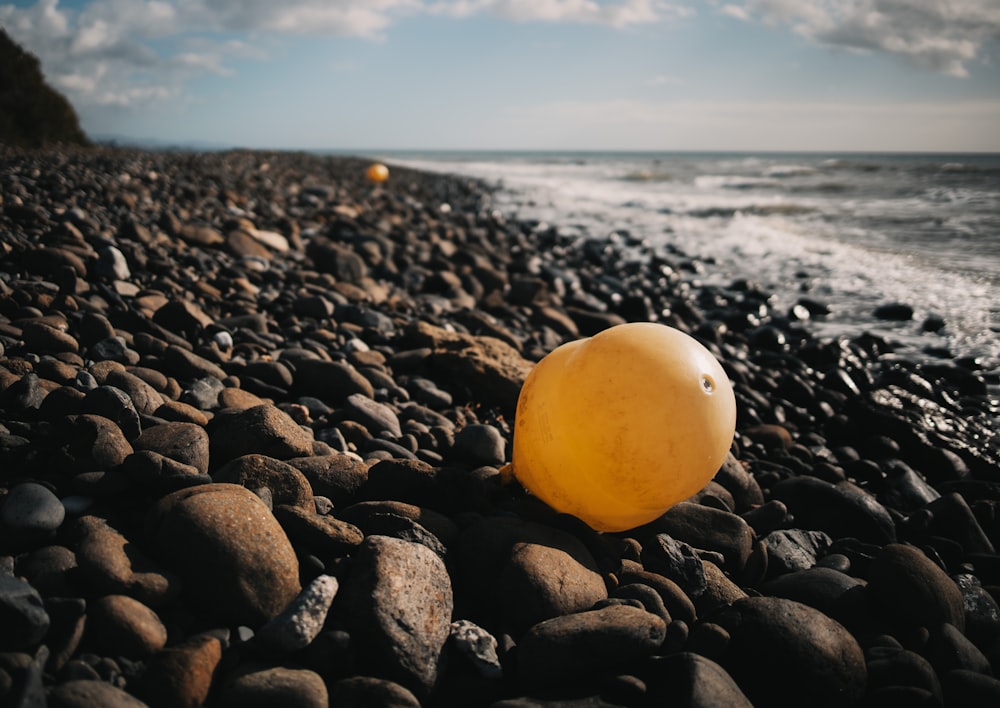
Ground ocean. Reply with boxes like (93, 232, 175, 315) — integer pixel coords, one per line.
(374, 151, 1000, 363)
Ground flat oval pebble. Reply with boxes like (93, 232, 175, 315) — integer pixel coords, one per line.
(0, 482, 65, 534)
(343, 393, 402, 437)
(87, 594, 168, 658)
(147, 483, 301, 625)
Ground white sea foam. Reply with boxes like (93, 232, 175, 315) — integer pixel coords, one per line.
(384, 151, 1000, 361)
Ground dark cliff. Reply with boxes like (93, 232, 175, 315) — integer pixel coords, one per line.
(0, 26, 89, 147)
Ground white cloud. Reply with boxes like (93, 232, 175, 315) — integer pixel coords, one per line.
(719, 4, 750, 21)
(647, 74, 684, 86)
(0, 0, 674, 110)
(725, 0, 1000, 77)
(427, 0, 679, 27)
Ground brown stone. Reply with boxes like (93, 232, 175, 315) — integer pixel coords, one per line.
(148, 483, 301, 625)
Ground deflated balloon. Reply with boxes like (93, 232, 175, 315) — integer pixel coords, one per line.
(512, 322, 736, 532)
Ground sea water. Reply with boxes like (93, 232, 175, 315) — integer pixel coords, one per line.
(377, 151, 1000, 362)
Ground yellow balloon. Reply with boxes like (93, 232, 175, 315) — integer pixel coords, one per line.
(366, 163, 389, 183)
(512, 322, 736, 532)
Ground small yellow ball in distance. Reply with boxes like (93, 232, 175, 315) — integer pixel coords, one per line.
(366, 163, 389, 183)
(512, 322, 736, 532)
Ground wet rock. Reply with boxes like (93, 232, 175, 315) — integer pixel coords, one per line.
(337, 535, 453, 697)
(952, 573, 1000, 647)
(147, 483, 301, 625)
(925, 493, 995, 555)
(874, 302, 914, 321)
(878, 459, 940, 513)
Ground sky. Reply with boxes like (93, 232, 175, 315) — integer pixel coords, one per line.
(2, 0, 999, 152)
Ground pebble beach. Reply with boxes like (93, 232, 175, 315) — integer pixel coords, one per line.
(1, 147, 999, 707)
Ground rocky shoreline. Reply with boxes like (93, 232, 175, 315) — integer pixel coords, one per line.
(1, 147, 999, 707)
